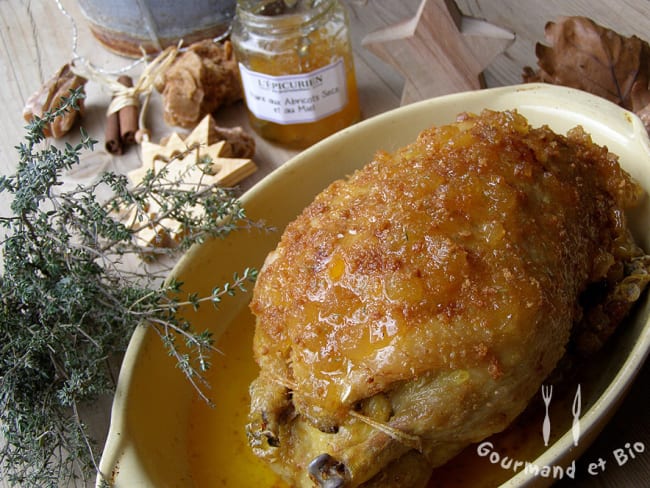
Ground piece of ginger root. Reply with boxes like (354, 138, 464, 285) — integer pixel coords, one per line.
(156, 40, 243, 129)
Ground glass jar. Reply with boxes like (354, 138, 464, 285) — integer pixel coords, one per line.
(231, 0, 361, 149)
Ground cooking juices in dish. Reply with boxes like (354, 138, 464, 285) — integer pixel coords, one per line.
(187, 307, 285, 487)
(186, 305, 588, 488)
(231, 0, 361, 148)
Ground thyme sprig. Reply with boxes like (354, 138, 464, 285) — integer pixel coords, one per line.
(0, 88, 262, 486)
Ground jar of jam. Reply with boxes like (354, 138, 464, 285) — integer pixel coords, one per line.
(231, 0, 361, 148)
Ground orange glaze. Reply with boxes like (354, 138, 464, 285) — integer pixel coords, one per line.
(250, 110, 643, 427)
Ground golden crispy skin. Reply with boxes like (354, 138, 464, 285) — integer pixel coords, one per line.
(247, 110, 648, 487)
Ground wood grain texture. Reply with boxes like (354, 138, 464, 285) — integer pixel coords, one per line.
(362, 0, 514, 104)
(0, 0, 648, 486)
(455, 0, 650, 87)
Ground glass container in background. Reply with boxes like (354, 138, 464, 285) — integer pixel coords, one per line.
(78, 0, 236, 57)
(231, 0, 361, 148)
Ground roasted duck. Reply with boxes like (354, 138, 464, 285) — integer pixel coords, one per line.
(247, 110, 650, 487)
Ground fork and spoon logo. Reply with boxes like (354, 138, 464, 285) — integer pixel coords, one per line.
(541, 384, 582, 447)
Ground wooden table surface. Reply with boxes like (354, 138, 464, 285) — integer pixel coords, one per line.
(0, 0, 647, 486)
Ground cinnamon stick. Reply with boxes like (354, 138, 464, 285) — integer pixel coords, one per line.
(104, 106, 123, 155)
(117, 76, 138, 145)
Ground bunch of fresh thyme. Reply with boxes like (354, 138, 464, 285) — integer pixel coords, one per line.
(0, 88, 261, 486)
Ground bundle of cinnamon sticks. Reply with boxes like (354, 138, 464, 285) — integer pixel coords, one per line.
(105, 76, 139, 155)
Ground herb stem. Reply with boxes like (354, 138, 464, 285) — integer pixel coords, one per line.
(0, 87, 262, 484)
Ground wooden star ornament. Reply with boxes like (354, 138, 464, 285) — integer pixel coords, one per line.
(362, 0, 515, 105)
(125, 115, 258, 249)
(132, 115, 257, 188)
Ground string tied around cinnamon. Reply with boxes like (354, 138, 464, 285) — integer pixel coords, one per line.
(71, 43, 181, 152)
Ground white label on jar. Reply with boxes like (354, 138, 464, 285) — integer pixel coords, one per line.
(238, 59, 348, 124)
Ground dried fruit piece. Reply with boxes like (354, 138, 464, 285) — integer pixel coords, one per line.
(203, 124, 255, 159)
(23, 64, 87, 138)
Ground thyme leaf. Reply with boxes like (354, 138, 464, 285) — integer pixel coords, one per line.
(0, 88, 262, 486)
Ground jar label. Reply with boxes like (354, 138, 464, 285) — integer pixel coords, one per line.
(239, 59, 348, 124)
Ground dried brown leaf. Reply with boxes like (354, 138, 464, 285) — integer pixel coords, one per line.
(523, 16, 650, 132)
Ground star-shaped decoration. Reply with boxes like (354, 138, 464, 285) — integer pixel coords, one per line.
(124, 115, 258, 249)
(362, 0, 515, 105)
(131, 115, 257, 188)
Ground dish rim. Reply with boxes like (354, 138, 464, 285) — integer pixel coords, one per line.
(98, 82, 650, 487)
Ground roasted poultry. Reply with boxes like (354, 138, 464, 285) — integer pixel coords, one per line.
(247, 110, 650, 487)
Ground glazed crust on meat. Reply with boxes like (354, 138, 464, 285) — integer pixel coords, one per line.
(246, 110, 649, 487)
